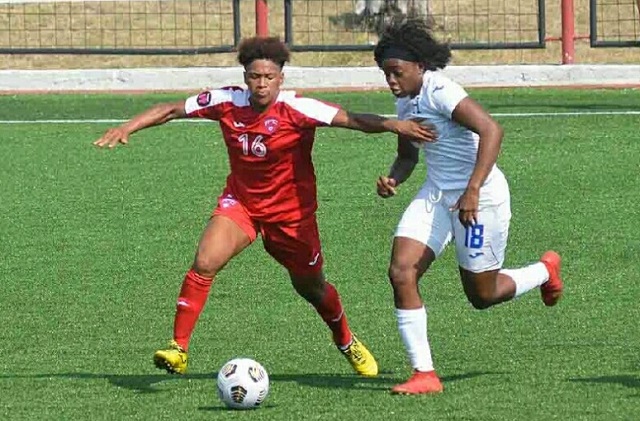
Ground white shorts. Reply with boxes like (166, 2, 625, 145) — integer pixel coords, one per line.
(395, 173, 511, 273)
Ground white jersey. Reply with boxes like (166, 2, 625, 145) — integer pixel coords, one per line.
(394, 72, 511, 271)
(396, 71, 504, 194)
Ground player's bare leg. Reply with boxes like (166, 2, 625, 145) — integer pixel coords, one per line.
(458, 268, 514, 309)
(388, 237, 443, 395)
(154, 216, 252, 374)
(290, 271, 378, 377)
(459, 250, 563, 309)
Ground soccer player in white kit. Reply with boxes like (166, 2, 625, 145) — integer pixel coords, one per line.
(373, 18, 565, 395)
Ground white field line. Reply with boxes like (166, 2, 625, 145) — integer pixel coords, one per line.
(0, 110, 639, 124)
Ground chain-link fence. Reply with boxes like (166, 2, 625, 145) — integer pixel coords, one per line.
(0, 0, 249, 54)
(590, 0, 640, 46)
(0, 0, 546, 54)
(4, 0, 637, 54)
(282, 0, 545, 51)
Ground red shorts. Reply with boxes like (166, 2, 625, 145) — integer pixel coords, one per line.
(212, 190, 324, 276)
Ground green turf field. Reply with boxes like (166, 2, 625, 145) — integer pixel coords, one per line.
(1, 89, 638, 420)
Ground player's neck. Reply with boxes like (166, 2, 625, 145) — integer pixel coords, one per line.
(249, 96, 278, 113)
(408, 74, 424, 98)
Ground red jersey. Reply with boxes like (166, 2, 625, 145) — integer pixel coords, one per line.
(184, 87, 340, 222)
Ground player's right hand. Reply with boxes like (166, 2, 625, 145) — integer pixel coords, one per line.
(377, 176, 397, 198)
(93, 127, 129, 149)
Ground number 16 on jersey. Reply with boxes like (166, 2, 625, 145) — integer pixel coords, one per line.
(238, 134, 267, 157)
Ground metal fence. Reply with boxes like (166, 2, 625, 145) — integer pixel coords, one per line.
(0, 0, 244, 54)
(283, 0, 545, 51)
(590, 0, 640, 46)
(0, 0, 546, 54)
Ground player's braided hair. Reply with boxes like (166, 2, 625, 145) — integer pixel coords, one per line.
(374, 17, 451, 71)
(237, 36, 291, 69)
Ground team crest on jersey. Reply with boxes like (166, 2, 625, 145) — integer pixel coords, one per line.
(264, 118, 279, 133)
(196, 91, 211, 107)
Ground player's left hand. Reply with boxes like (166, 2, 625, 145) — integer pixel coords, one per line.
(393, 119, 437, 143)
(451, 188, 480, 227)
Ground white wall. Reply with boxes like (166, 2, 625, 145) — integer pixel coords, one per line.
(1, 65, 639, 92)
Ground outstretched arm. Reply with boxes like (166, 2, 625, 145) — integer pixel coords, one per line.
(377, 135, 420, 198)
(330, 109, 437, 143)
(93, 100, 188, 148)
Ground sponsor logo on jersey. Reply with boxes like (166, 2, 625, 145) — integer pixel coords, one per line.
(196, 91, 211, 107)
(232, 121, 246, 128)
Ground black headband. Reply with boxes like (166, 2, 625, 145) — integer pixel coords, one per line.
(380, 44, 420, 63)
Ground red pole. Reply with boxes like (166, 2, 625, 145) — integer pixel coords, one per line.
(256, 0, 269, 37)
(561, 0, 576, 64)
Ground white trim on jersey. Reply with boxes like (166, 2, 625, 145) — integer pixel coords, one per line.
(280, 95, 340, 125)
(184, 88, 339, 125)
(184, 89, 250, 115)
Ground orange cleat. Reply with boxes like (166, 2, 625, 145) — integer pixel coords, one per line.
(540, 251, 564, 306)
(391, 370, 443, 395)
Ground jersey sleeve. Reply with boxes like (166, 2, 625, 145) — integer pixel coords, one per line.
(429, 75, 468, 118)
(184, 88, 237, 120)
(284, 96, 341, 129)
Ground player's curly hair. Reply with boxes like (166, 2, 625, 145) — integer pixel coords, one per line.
(237, 36, 291, 69)
(374, 17, 451, 71)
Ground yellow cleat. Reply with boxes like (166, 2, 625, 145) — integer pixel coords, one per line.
(339, 336, 378, 377)
(153, 340, 188, 374)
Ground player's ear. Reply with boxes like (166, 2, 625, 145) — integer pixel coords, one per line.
(243, 71, 249, 85)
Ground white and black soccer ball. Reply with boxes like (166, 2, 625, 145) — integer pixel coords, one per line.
(216, 358, 269, 410)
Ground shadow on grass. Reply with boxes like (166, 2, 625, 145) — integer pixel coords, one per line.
(569, 374, 640, 390)
(198, 403, 278, 412)
(0, 370, 497, 394)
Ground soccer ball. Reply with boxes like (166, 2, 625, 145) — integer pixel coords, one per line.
(216, 358, 269, 410)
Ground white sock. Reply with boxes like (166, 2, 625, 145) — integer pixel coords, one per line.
(396, 307, 434, 372)
(501, 262, 550, 298)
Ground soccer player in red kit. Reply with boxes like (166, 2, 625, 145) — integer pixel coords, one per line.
(93, 36, 436, 377)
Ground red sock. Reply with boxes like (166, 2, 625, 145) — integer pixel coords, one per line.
(312, 282, 353, 348)
(173, 269, 213, 351)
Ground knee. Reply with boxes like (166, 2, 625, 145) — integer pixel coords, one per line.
(192, 254, 221, 279)
(461, 270, 503, 310)
(466, 290, 495, 310)
(388, 260, 418, 289)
